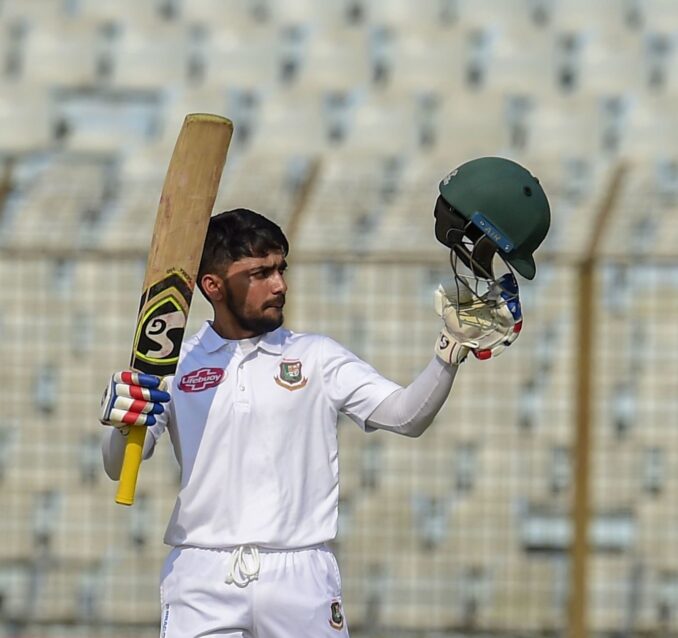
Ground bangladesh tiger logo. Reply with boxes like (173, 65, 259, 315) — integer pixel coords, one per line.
(274, 358, 308, 391)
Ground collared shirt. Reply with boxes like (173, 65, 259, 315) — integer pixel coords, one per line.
(146, 321, 400, 550)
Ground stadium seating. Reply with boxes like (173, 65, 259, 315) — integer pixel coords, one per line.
(70, 0, 174, 25)
(108, 22, 193, 92)
(0, 84, 53, 154)
(4, 155, 108, 250)
(202, 24, 281, 90)
(20, 19, 100, 89)
(0, 0, 71, 23)
(365, 0, 457, 30)
(1, 1, 678, 635)
(243, 87, 330, 154)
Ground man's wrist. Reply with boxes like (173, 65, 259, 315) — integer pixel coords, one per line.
(434, 329, 469, 366)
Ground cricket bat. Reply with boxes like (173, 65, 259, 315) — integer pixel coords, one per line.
(116, 113, 233, 506)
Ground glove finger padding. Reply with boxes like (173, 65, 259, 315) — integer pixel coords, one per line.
(113, 383, 172, 402)
(471, 274, 523, 359)
(100, 371, 170, 428)
(435, 273, 523, 361)
(473, 317, 522, 359)
(434, 285, 489, 347)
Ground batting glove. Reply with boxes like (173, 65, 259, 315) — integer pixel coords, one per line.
(100, 371, 170, 431)
(434, 273, 522, 362)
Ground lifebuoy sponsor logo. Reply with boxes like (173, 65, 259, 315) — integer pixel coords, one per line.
(179, 367, 226, 392)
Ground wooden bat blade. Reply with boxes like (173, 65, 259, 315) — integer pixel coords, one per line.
(116, 113, 233, 506)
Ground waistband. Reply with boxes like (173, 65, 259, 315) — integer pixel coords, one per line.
(175, 541, 329, 554)
(173, 542, 330, 588)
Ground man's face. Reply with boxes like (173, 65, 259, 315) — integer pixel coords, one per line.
(220, 251, 288, 335)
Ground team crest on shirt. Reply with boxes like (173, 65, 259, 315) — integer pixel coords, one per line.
(329, 599, 344, 630)
(274, 358, 308, 391)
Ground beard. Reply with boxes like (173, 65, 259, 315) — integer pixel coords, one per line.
(224, 282, 285, 335)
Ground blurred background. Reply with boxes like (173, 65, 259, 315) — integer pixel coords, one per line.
(1, 0, 678, 636)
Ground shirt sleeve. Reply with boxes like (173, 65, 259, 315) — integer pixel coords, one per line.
(365, 356, 459, 437)
(142, 408, 168, 460)
(321, 336, 401, 430)
(143, 372, 175, 458)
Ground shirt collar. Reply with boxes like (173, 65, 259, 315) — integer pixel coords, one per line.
(198, 321, 284, 355)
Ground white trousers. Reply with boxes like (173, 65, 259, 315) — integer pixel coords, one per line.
(159, 545, 350, 638)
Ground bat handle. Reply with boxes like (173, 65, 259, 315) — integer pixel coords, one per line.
(115, 426, 147, 505)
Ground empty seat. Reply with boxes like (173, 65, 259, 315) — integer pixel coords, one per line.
(484, 28, 558, 96)
(340, 91, 419, 155)
(21, 19, 100, 88)
(181, 0, 270, 29)
(385, 31, 468, 94)
(574, 31, 646, 94)
(268, 0, 358, 29)
(434, 93, 508, 157)
(454, 0, 534, 32)
(73, 0, 171, 24)
(294, 27, 371, 92)
(0, 0, 71, 22)
(625, 0, 678, 33)
(519, 94, 601, 157)
(109, 22, 192, 91)
(0, 84, 53, 153)
(620, 96, 678, 159)
(245, 88, 329, 154)
(549, 0, 639, 35)
(365, 0, 454, 30)
(202, 25, 281, 91)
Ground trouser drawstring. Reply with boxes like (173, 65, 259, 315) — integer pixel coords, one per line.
(225, 545, 260, 587)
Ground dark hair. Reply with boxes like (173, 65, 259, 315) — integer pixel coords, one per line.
(197, 208, 289, 297)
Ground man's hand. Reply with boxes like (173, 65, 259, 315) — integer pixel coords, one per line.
(434, 273, 523, 363)
(100, 371, 171, 433)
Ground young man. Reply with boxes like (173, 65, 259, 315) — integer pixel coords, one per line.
(100, 169, 541, 638)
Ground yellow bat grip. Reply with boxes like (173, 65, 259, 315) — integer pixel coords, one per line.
(115, 426, 147, 505)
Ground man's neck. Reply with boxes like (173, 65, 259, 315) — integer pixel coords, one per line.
(210, 316, 259, 341)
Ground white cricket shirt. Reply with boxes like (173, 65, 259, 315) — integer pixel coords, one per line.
(146, 321, 400, 550)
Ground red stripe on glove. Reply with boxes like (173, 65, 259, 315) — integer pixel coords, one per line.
(119, 371, 137, 385)
(129, 385, 148, 400)
(129, 399, 148, 414)
(121, 411, 143, 425)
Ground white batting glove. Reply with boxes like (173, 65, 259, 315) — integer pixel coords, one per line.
(434, 273, 523, 362)
(434, 331, 470, 366)
(100, 371, 170, 433)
